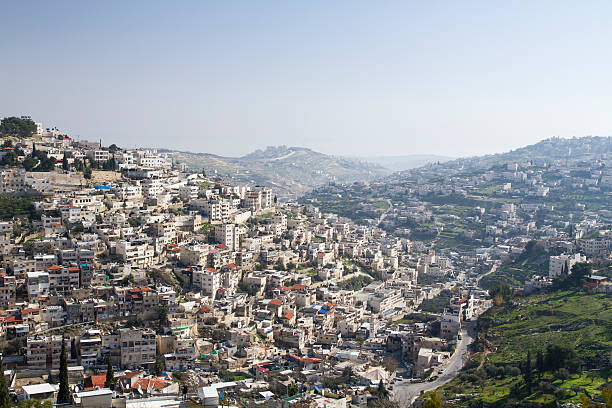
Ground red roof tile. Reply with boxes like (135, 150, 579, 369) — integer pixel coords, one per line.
(84, 373, 107, 390)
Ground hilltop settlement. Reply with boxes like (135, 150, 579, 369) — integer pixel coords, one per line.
(0, 116, 609, 408)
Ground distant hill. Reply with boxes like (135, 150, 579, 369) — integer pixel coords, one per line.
(358, 154, 454, 171)
(164, 146, 390, 197)
(446, 136, 612, 170)
(391, 136, 612, 178)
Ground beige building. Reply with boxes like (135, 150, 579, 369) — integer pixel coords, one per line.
(119, 328, 156, 369)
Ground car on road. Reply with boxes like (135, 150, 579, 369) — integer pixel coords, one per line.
(428, 376, 438, 382)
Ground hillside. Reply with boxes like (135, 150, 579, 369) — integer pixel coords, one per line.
(165, 146, 390, 197)
(358, 154, 455, 171)
(406, 136, 612, 176)
(437, 291, 612, 407)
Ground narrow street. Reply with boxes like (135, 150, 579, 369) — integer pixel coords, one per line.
(377, 199, 393, 226)
(392, 322, 477, 406)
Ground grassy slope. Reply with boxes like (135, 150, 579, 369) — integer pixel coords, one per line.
(438, 291, 612, 406)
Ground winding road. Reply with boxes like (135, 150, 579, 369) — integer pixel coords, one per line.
(392, 322, 476, 406)
(377, 199, 393, 226)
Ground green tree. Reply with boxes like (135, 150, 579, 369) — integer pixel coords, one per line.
(104, 358, 115, 390)
(83, 166, 92, 179)
(62, 156, 69, 171)
(422, 392, 443, 408)
(70, 340, 77, 362)
(522, 350, 533, 394)
(490, 282, 512, 304)
(154, 356, 165, 377)
(57, 338, 71, 403)
(22, 156, 38, 171)
(376, 379, 389, 399)
(555, 368, 570, 381)
(157, 305, 169, 325)
(569, 262, 592, 287)
(0, 356, 10, 408)
(545, 343, 580, 372)
(536, 349, 545, 377)
(0, 117, 37, 138)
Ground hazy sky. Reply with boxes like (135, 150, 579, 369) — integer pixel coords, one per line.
(1, 1, 612, 158)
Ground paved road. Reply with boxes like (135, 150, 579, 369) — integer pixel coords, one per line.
(377, 199, 393, 226)
(476, 261, 499, 286)
(392, 322, 476, 406)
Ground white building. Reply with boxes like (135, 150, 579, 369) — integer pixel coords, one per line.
(549, 253, 587, 278)
(116, 240, 155, 267)
(27, 271, 50, 300)
(193, 268, 221, 299)
(215, 223, 240, 251)
(0, 168, 27, 193)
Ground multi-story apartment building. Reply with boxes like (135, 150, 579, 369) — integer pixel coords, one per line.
(0, 275, 16, 309)
(0, 221, 13, 235)
(194, 198, 231, 222)
(242, 186, 273, 213)
(179, 243, 209, 267)
(215, 223, 239, 251)
(178, 185, 199, 202)
(78, 329, 103, 368)
(86, 149, 110, 163)
(579, 238, 611, 257)
(26, 335, 74, 369)
(140, 177, 164, 198)
(116, 240, 155, 267)
(0, 168, 27, 193)
(117, 183, 142, 201)
(27, 271, 50, 300)
(41, 305, 66, 327)
(134, 150, 171, 169)
(192, 268, 221, 299)
(6, 257, 36, 279)
(549, 253, 587, 278)
(367, 289, 404, 315)
(118, 328, 156, 369)
(46, 265, 80, 295)
(26, 336, 48, 368)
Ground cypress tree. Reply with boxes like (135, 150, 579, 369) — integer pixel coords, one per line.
(57, 337, 71, 403)
(536, 350, 545, 377)
(377, 379, 389, 399)
(522, 350, 533, 394)
(0, 356, 10, 408)
(104, 358, 115, 390)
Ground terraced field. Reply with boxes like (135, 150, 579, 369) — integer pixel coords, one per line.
(436, 290, 612, 406)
